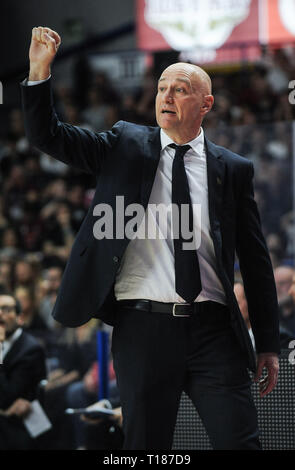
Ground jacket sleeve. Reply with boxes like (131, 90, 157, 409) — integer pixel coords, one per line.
(235, 161, 280, 355)
(21, 77, 124, 175)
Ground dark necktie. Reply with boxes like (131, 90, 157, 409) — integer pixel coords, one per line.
(170, 144, 202, 303)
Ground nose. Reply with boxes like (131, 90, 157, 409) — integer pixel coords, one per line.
(163, 88, 173, 103)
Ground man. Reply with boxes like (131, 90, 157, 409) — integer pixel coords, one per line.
(21, 26, 280, 450)
(274, 266, 295, 335)
(39, 266, 63, 330)
(0, 292, 46, 449)
(234, 281, 294, 350)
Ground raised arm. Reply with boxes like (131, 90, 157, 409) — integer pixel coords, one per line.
(21, 27, 123, 175)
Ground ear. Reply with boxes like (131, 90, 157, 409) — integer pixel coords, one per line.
(201, 95, 214, 115)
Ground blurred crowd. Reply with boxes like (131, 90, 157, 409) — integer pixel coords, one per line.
(1, 46, 295, 449)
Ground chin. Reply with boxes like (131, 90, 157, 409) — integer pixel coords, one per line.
(158, 119, 175, 130)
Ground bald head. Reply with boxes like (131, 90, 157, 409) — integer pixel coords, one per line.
(161, 63, 212, 95)
(156, 62, 214, 144)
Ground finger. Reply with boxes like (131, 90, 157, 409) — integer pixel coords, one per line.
(32, 27, 39, 42)
(259, 376, 268, 393)
(42, 28, 61, 48)
(36, 26, 42, 43)
(254, 360, 264, 382)
(260, 371, 278, 397)
(259, 376, 268, 387)
(43, 32, 57, 54)
(260, 379, 273, 397)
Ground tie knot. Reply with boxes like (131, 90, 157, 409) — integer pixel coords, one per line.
(169, 144, 191, 159)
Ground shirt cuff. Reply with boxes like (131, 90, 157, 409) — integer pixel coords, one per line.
(23, 75, 51, 86)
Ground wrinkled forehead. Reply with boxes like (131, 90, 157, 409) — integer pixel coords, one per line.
(158, 66, 207, 93)
(159, 68, 194, 86)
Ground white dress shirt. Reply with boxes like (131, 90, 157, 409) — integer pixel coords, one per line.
(115, 128, 226, 305)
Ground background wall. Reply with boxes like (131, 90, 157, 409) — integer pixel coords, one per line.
(0, 0, 136, 106)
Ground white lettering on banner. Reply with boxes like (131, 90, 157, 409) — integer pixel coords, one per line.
(144, 0, 251, 51)
(278, 0, 295, 36)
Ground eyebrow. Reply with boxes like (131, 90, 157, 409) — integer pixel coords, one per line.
(158, 77, 191, 86)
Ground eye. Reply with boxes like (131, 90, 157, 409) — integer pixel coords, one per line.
(158, 87, 165, 92)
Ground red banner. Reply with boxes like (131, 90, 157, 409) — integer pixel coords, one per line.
(136, 0, 295, 64)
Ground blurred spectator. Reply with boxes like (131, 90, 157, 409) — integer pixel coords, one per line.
(65, 359, 117, 449)
(41, 321, 99, 449)
(0, 226, 22, 260)
(287, 273, 295, 305)
(234, 281, 294, 350)
(39, 266, 63, 330)
(67, 183, 87, 231)
(133, 69, 157, 126)
(0, 196, 8, 231)
(14, 259, 36, 289)
(42, 201, 75, 265)
(80, 392, 123, 450)
(14, 286, 48, 336)
(266, 233, 286, 268)
(274, 266, 295, 335)
(82, 86, 111, 131)
(0, 292, 46, 450)
(0, 260, 14, 292)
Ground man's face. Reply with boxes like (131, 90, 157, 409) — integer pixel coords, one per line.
(47, 268, 62, 293)
(0, 295, 21, 339)
(274, 268, 294, 300)
(155, 65, 212, 140)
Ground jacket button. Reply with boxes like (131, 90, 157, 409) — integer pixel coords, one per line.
(113, 256, 119, 263)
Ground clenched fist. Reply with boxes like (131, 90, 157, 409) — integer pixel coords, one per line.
(29, 26, 61, 81)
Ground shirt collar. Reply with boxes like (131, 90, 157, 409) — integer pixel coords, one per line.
(160, 127, 205, 157)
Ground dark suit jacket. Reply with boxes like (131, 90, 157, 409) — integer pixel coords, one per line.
(0, 330, 46, 409)
(21, 78, 280, 372)
(0, 330, 46, 450)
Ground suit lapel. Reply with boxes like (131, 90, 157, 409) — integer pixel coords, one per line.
(141, 127, 161, 208)
(205, 137, 225, 232)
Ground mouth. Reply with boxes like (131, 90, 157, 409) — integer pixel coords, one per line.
(161, 109, 176, 115)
